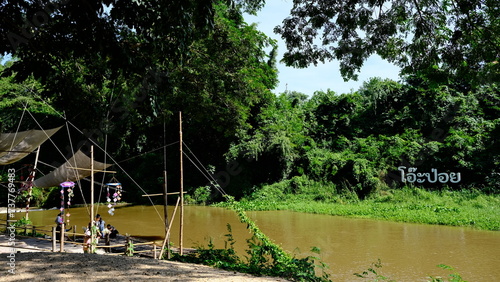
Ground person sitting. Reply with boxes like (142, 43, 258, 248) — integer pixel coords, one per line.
(107, 224, 119, 239)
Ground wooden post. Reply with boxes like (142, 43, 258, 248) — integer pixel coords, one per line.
(90, 145, 95, 253)
(159, 197, 180, 259)
(25, 146, 40, 220)
(163, 170, 171, 259)
(153, 244, 157, 259)
(60, 223, 65, 252)
(179, 111, 184, 256)
(52, 226, 56, 252)
(32, 226, 36, 237)
(162, 119, 171, 259)
(73, 225, 77, 241)
(126, 236, 130, 256)
(125, 236, 128, 255)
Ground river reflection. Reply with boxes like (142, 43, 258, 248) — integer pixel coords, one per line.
(13, 206, 500, 281)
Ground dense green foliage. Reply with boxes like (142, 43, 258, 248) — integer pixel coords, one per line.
(276, 0, 500, 87)
(171, 198, 330, 281)
(2, 0, 498, 204)
(221, 186, 500, 230)
(0, 1, 278, 206)
(0, 60, 60, 131)
(227, 78, 500, 199)
(1, 1, 498, 279)
(355, 261, 467, 282)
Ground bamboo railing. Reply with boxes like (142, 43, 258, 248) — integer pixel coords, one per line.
(0, 219, 160, 258)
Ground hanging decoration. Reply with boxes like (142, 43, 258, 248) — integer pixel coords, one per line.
(60, 181, 75, 225)
(105, 179, 123, 216)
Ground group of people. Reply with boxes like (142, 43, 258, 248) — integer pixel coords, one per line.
(83, 214, 119, 253)
(56, 212, 118, 253)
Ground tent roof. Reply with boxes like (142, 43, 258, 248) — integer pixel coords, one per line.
(33, 149, 112, 188)
(0, 126, 62, 165)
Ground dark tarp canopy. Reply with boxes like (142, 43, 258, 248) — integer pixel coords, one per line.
(0, 127, 62, 165)
(33, 150, 112, 188)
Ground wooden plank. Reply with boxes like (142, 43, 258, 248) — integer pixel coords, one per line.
(142, 192, 186, 197)
(65, 166, 116, 173)
(0, 245, 52, 252)
(132, 250, 155, 253)
(133, 242, 157, 246)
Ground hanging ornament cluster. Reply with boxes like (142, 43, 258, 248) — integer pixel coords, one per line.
(106, 182, 122, 216)
(60, 181, 75, 225)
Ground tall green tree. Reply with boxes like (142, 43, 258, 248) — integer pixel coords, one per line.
(121, 3, 279, 200)
(275, 0, 500, 88)
(0, 1, 267, 128)
(226, 91, 311, 194)
(0, 59, 59, 132)
(0, 1, 277, 202)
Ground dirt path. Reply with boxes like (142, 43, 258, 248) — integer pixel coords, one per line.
(1, 252, 289, 281)
(0, 235, 288, 281)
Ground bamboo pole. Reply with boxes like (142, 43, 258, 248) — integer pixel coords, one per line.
(159, 197, 180, 259)
(60, 223, 65, 252)
(65, 167, 116, 173)
(141, 192, 186, 197)
(52, 227, 56, 252)
(25, 146, 41, 220)
(163, 170, 171, 259)
(179, 111, 184, 256)
(163, 119, 170, 259)
(90, 145, 95, 253)
(0, 245, 52, 252)
(125, 236, 132, 256)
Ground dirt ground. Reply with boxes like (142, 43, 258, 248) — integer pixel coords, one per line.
(0, 235, 288, 281)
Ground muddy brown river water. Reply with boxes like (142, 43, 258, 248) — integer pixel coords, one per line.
(12, 205, 500, 281)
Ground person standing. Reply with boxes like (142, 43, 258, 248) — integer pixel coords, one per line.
(95, 214, 105, 238)
(102, 225, 112, 252)
(54, 212, 64, 241)
(83, 222, 92, 253)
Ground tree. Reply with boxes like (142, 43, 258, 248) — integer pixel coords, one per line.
(0, 1, 266, 119)
(274, 0, 500, 88)
(0, 1, 275, 148)
(0, 1, 278, 201)
(121, 3, 279, 199)
(0, 59, 60, 132)
(226, 91, 311, 193)
(1, 0, 220, 135)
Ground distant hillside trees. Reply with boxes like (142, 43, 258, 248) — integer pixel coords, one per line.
(227, 78, 500, 198)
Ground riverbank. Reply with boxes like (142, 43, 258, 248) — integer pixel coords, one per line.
(1, 252, 288, 281)
(224, 187, 500, 231)
(0, 235, 287, 281)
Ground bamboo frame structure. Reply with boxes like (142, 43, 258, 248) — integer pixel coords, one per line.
(159, 197, 181, 259)
(179, 111, 184, 255)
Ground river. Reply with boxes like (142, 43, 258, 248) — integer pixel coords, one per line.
(11, 205, 500, 281)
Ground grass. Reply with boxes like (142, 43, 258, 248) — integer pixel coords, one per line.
(218, 186, 500, 231)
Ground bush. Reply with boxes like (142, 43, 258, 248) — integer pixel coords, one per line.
(172, 200, 331, 281)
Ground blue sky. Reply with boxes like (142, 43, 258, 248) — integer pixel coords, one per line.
(244, 0, 401, 96)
